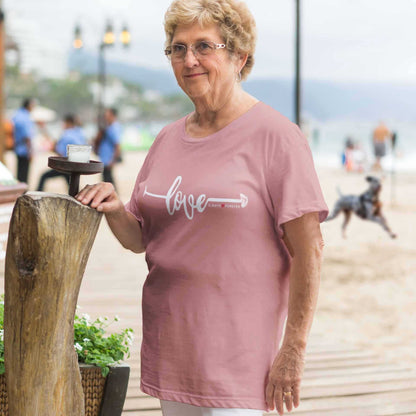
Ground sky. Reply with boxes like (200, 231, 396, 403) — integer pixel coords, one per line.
(4, 0, 416, 84)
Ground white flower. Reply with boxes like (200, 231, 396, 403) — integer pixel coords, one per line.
(83, 338, 90, 343)
(127, 331, 135, 346)
(82, 313, 91, 324)
(74, 343, 83, 351)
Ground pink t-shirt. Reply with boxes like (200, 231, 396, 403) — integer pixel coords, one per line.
(126, 102, 328, 410)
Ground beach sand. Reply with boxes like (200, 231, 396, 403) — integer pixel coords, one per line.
(3, 149, 416, 372)
(317, 166, 416, 368)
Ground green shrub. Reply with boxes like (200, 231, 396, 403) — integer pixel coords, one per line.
(74, 313, 134, 377)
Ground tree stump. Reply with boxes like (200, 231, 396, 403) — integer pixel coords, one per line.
(4, 192, 102, 416)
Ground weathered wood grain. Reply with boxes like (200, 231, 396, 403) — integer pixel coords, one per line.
(4, 192, 102, 416)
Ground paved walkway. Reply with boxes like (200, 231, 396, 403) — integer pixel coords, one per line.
(121, 336, 416, 416)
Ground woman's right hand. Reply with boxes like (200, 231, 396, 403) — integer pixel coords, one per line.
(76, 182, 145, 253)
(76, 182, 123, 214)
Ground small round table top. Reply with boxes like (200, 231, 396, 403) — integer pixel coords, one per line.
(48, 157, 104, 175)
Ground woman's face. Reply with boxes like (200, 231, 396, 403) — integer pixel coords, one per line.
(170, 22, 241, 107)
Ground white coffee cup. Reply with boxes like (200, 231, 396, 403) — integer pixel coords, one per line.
(67, 145, 92, 163)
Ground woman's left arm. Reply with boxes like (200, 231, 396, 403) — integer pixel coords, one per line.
(265, 212, 324, 415)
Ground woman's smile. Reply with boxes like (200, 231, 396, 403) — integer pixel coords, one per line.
(184, 72, 208, 78)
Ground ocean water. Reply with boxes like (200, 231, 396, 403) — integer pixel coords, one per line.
(305, 119, 416, 173)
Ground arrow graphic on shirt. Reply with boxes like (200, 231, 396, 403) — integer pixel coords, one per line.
(143, 189, 167, 200)
(205, 194, 248, 208)
(143, 176, 248, 220)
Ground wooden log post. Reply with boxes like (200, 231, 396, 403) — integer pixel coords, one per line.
(4, 192, 102, 416)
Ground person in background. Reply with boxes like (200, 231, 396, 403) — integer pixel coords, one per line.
(351, 141, 367, 173)
(342, 137, 355, 172)
(4, 119, 15, 151)
(93, 108, 121, 186)
(391, 131, 398, 154)
(372, 121, 391, 171)
(76, 0, 328, 414)
(12, 98, 36, 183)
(36, 114, 86, 191)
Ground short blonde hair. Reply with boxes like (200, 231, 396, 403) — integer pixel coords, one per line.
(164, 0, 257, 80)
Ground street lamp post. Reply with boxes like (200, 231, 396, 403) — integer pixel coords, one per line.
(73, 21, 130, 129)
(294, 0, 301, 127)
(97, 42, 108, 130)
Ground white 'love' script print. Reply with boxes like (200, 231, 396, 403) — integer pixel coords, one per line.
(143, 176, 248, 220)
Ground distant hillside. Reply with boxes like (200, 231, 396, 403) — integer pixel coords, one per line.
(68, 50, 416, 122)
(244, 80, 416, 122)
(69, 50, 178, 94)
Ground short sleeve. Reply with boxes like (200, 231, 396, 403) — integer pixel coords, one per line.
(266, 125, 328, 237)
(22, 118, 34, 140)
(55, 134, 71, 156)
(125, 167, 145, 227)
(107, 124, 121, 145)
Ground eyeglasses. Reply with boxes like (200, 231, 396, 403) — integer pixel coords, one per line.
(165, 41, 226, 62)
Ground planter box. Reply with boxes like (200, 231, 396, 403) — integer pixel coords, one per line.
(0, 363, 130, 416)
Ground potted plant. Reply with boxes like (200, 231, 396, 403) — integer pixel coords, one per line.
(0, 298, 134, 416)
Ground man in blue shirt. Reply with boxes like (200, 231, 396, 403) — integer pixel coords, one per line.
(93, 108, 121, 187)
(36, 114, 86, 191)
(12, 98, 35, 183)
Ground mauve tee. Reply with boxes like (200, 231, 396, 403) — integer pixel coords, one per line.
(126, 102, 328, 410)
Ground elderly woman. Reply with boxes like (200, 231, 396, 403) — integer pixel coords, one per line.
(77, 0, 328, 415)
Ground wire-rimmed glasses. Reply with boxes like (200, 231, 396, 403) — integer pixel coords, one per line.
(165, 40, 226, 62)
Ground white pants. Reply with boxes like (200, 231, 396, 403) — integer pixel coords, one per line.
(160, 400, 264, 416)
